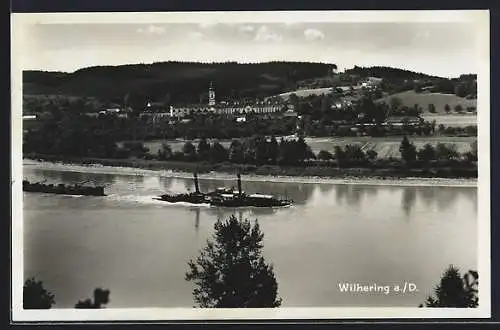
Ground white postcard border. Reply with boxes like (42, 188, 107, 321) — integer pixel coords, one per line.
(10, 9, 491, 321)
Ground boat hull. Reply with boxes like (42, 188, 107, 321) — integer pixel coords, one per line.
(209, 197, 291, 208)
(156, 193, 208, 204)
(22, 181, 106, 196)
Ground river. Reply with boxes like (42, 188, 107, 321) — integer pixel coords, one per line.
(21, 163, 477, 308)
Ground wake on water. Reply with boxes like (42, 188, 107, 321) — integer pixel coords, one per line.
(105, 194, 212, 208)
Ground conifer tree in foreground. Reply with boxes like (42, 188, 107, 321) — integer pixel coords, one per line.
(419, 265, 478, 308)
(186, 215, 282, 308)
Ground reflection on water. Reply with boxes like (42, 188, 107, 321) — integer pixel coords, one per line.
(333, 184, 380, 208)
(318, 183, 334, 195)
(22, 167, 478, 308)
(402, 187, 417, 217)
(336, 184, 348, 205)
(194, 208, 200, 230)
(415, 186, 477, 213)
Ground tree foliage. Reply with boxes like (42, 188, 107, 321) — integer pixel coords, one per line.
(417, 143, 437, 163)
(158, 143, 173, 160)
(420, 265, 478, 308)
(399, 136, 417, 163)
(183, 141, 197, 161)
(197, 138, 211, 160)
(23, 277, 56, 309)
(436, 143, 459, 161)
(210, 141, 229, 163)
(317, 149, 334, 161)
(75, 288, 111, 309)
(185, 215, 282, 308)
(366, 149, 378, 161)
(390, 97, 403, 110)
(428, 103, 436, 113)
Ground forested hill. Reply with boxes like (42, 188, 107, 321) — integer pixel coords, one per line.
(23, 61, 337, 104)
(344, 66, 443, 80)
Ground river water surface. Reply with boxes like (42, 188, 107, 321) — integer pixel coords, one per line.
(22, 163, 477, 308)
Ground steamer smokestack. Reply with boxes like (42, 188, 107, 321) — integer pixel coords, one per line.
(194, 172, 200, 194)
(237, 173, 242, 196)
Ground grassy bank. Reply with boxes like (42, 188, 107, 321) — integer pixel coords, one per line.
(24, 153, 477, 180)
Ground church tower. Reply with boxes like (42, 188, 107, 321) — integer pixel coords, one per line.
(208, 81, 216, 107)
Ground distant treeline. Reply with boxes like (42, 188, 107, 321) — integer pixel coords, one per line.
(23, 61, 336, 105)
(345, 65, 442, 80)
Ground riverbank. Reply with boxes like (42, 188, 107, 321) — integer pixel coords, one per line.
(22, 155, 477, 187)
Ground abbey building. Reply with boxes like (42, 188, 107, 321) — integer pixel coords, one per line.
(168, 82, 288, 118)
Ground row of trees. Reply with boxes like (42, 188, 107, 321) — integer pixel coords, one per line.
(390, 99, 476, 115)
(127, 135, 478, 170)
(428, 103, 477, 114)
(317, 145, 377, 166)
(22, 215, 479, 309)
(158, 136, 316, 166)
(436, 125, 477, 137)
(23, 278, 110, 309)
(400, 136, 478, 164)
(158, 136, 477, 167)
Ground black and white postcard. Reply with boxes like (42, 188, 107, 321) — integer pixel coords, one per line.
(11, 10, 491, 321)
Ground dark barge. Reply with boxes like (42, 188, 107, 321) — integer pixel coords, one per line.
(23, 180, 106, 196)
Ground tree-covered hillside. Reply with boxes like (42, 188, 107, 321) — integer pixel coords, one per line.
(23, 61, 337, 105)
(344, 65, 442, 80)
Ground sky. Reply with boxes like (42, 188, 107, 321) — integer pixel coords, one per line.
(19, 19, 483, 78)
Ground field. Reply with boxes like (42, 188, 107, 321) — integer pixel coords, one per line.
(421, 114, 477, 127)
(141, 136, 476, 160)
(377, 90, 477, 114)
(276, 87, 333, 100)
(304, 136, 475, 159)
